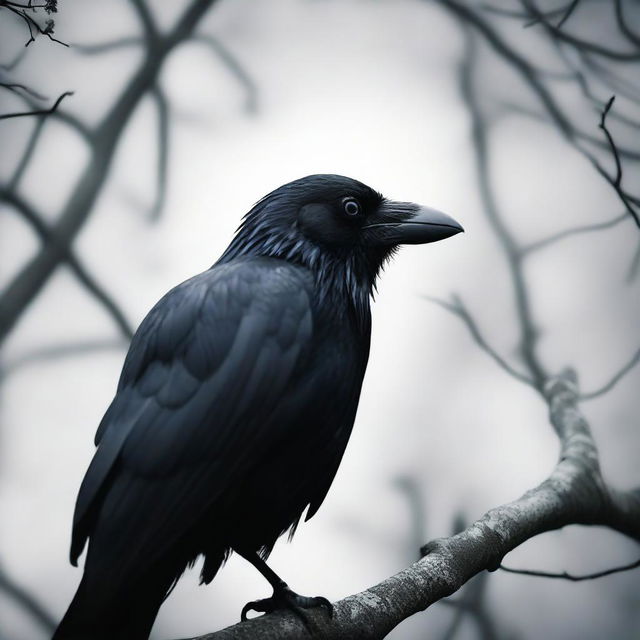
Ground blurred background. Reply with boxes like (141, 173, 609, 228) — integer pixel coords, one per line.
(1, 1, 639, 638)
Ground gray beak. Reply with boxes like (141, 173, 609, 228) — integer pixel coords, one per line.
(362, 201, 463, 246)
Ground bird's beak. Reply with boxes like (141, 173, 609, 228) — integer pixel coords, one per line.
(362, 201, 463, 246)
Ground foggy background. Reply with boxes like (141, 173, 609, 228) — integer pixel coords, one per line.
(1, 1, 639, 638)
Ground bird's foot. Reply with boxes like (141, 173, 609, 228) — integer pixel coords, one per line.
(241, 583, 333, 624)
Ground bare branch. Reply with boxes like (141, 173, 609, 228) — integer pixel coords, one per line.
(186, 372, 640, 639)
(1, 2, 68, 47)
(73, 36, 142, 55)
(580, 347, 640, 400)
(499, 557, 640, 581)
(0, 186, 134, 341)
(453, 17, 548, 388)
(555, 0, 580, 29)
(521, 0, 640, 61)
(149, 85, 169, 221)
(131, 0, 157, 41)
(522, 212, 628, 255)
(614, 0, 640, 48)
(8, 114, 46, 189)
(0, 80, 46, 100)
(424, 294, 535, 386)
(192, 34, 258, 113)
(0, 562, 56, 635)
(589, 96, 640, 228)
(0, 90, 72, 120)
(0, 0, 221, 348)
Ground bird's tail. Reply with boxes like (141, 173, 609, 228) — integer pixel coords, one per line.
(52, 567, 172, 640)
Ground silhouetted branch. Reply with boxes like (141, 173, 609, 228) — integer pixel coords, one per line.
(589, 96, 640, 228)
(0, 90, 72, 120)
(73, 36, 142, 55)
(0, 562, 56, 635)
(522, 0, 640, 61)
(192, 34, 258, 113)
(614, 0, 640, 48)
(555, 0, 580, 29)
(522, 212, 628, 254)
(424, 294, 535, 386)
(439, 0, 640, 222)
(149, 85, 169, 221)
(0, 186, 135, 340)
(499, 557, 640, 581)
(580, 347, 640, 400)
(185, 370, 640, 640)
(131, 0, 157, 41)
(0, 80, 45, 99)
(0, 0, 221, 348)
(0, 0, 67, 47)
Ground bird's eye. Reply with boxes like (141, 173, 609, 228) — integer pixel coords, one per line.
(343, 198, 361, 217)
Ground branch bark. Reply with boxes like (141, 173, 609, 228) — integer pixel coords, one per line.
(184, 370, 639, 639)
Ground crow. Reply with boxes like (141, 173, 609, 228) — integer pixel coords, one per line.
(53, 174, 462, 639)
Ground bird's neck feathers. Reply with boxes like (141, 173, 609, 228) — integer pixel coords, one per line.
(217, 203, 392, 331)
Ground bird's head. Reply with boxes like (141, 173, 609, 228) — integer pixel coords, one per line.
(219, 174, 463, 301)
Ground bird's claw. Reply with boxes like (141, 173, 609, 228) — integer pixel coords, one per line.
(241, 586, 333, 623)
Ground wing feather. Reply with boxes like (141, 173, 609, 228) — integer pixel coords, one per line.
(71, 259, 313, 565)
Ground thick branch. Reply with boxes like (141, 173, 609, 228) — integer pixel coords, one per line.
(186, 371, 639, 640)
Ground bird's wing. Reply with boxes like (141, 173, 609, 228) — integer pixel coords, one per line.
(70, 259, 313, 565)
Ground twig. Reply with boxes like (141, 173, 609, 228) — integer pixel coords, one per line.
(521, 0, 640, 61)
(0, 80, 46, 99)
(149, 85, 169, 221)
(499, 557, 640, 581)
(424, 294, 535, 386)
(579, 347, 640, 400)
(453, 16, 548, 388)
(591, 96, 640, 228)
(192, 34, 258, 113)
(1, 2, 68, 47)
(614, 0, 640, 48)
(0, 0, 220, 348)
(556, 0, 580, 29)
(73, 36, 142, 55)
(522, 213, 628, 255)
(0, 90, 72, 120)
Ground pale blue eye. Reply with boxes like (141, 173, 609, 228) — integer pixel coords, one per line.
(343, 199, 360, 216)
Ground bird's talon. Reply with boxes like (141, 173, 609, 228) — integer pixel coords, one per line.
(240, 588, 333, 623)
(241, 599, 268, 621)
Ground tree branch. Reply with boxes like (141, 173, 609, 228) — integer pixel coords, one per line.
(499, 557, 640, 581)
(0, 90, 72, 120)
(149, 84, 169, 221)
(579, 346, 640, 400)
(184, 370, 640, 639)
(0, 186, 134, 340)
(0, 0, 220, 348)
(0, 562, 56, 635)
(424, 294, 535, 386)
(192, 34, 258, 113)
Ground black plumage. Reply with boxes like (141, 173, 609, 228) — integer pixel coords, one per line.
(54, 174, 462, 639)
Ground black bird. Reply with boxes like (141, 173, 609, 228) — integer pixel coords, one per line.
(54, 174, 462, 639)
